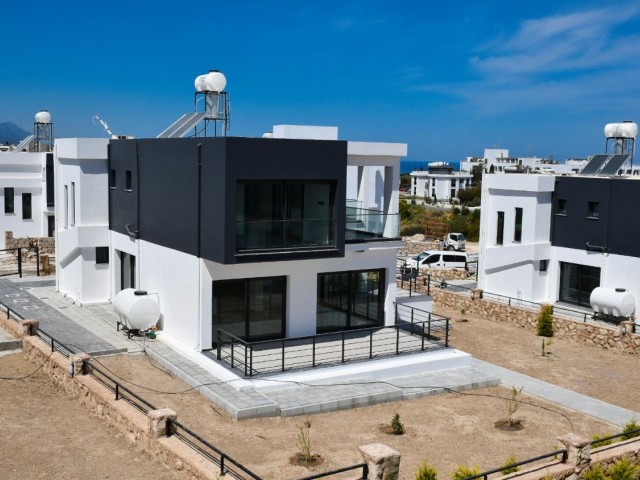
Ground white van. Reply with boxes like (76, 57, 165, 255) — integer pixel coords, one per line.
(408, 250, 468, 271)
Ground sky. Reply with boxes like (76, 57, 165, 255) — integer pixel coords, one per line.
(2, 0, 640, 163)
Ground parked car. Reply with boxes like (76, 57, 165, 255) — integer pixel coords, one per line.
(407, 250, 468, 272)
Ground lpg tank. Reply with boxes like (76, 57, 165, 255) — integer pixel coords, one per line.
(589, 287, 635, 318)
(113, 288, 160, 330)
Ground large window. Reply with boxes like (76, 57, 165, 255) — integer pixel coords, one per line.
(212, 276, 285, 345)
(4, 187, 14, 214)
(236, 181, 335, 252)
(22, 193, 31, 220)
(514, 207, 523, 242)
(559, 262, 600, 308)
(317, 269, 384, 333)
(496, 211, 504, 245)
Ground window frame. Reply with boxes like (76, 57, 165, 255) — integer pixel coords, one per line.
(21, 193, 32, 220)
(4, 187, 14, 214)
(95, 247, 109, 264)
(514, 207, 523, 242)
(587, 201, 599, 219)
(556, 199, 567, 216)
(496, 211, 504, 245)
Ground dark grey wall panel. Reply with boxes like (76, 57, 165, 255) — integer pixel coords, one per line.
(607, 178, 640, 256)
(199, 138, 227, 263)
(109, 140, 138, 237)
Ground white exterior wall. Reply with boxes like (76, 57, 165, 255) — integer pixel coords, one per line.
(478, 174, 554, 301)
(410, 171, 472, 201)
(55, 138, 110, 305)
(0, 151, 48, 247)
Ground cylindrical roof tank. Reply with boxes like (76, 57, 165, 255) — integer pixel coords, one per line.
(604, 122, 638, 139)
(35, 110, 51, 124)
(113, 288, 160, 330)
(590, 287, 635, 318)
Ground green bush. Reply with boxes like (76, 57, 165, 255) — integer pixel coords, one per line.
(391, 412, 405, 435)
(608, 457, 638, 480)
(451, 465, 480, 480)
(401, 224, 426, 237)
(416, 459, 438, 480)
(500, 452, 519, 475)
(536, 305, 554, 337)
(583, 465, 607, 480)
(622, 417, 640, 440)
(591, 432, 614, 448)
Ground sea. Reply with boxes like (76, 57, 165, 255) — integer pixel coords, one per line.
(400, 160, 461, 174)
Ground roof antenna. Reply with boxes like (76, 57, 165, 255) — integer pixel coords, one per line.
(93, 115, 132, 139)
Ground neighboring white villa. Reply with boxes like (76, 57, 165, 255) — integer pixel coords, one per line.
(409, 162, 473, 202)
(460, 148, 588, 175)
(0, 111, 55, 248)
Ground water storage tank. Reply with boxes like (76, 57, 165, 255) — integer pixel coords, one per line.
(604, 122, 638, 139)
(113, 288, 160, 330)
(589, 287, 636, 318)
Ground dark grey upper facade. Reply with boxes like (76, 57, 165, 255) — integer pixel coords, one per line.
(109, 136, 347, 264)
(552, 176, 640, 257)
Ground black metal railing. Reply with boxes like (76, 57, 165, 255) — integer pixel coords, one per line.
(217, 313, 450, 377)
(462, 449, 567, 479)
(0, 246, 41, 278)
(589, 428, 640, 452)
(0, 301, 25, 322)
(297, 463, 368, 480)
(34, 327, 75, 358)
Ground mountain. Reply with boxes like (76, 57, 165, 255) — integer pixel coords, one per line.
(0, 122, 30, 145)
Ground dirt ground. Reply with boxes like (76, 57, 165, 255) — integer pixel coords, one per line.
(0, 330, 623, 480)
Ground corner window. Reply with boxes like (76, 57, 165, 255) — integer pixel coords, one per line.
(496, 211, 504, 245)
(4, 187, 14, 214)
(587, 201, 599, 219)
(96, 247, 109, 264)
(539, 260, 548, 272)
(514, 207, 523, 242)
(125, 170, 132, 191)
(109, 169, 116, 189)
(22, 193, 32, 220)
(556, 199, 567, 215)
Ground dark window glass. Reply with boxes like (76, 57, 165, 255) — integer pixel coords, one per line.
(559, 262, 600, 308)
(514, 207, 523, 242)
(317, 269, 384, 334)
(4, 187, 14, 214)
(587, 201, 599, 218)
(424, 254, 440, 264)
(496, 211, 504, 245)
(236, 181, 335, 251)
(22, 193, 32, 220)
(212, 276, 286, 345)
(125, 170, 132, 191)
(109, 169, 116, 189)
(540, 260, 548, 272)
(556, 199, 567, 215)
(96, 247, 109, 264)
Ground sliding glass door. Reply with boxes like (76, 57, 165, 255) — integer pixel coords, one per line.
(559, 262, 600, 308)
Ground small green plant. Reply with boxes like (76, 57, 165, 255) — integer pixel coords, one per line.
(536, 305, 554, 338)
(495, 386, 524, 430)
(391, 412, 405, 435)
(415, 459, 438, 480)
(500, 452, 519, 475)
(460, 308, 466, 316)
(591, 432, 614, 448)
(296, 420, 314, 463)
(622, 417, 640, 440)
(608, 456, 638, 480)
(541, 337, 554, 356)
(451, 465, 480, 480)
(583, 465, 607, 480)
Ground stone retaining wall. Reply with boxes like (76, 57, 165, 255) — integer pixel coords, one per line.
(4, 231, 55, 255)
(423, 285, 640, 355)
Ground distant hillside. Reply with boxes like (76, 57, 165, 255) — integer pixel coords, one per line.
(0, 122, 30, 145)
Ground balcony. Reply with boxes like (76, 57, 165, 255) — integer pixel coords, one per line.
(346, 200, 400, 242)
(236, 218, 337, 252)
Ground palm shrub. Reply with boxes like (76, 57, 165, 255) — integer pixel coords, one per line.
(608, 457, 638, 480)
(500, 452, 519, 475)
(416, 459, 438, 480)
(536, 305, 554, 337)
(622, 417, 640, 440)
(583, 465, 607, 480)
(591, 432, 614, 448)
(451, 465, 480, 480)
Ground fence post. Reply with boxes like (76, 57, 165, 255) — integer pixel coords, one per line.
(396, 327, 400, 355)
(557, 433, 590, 471)
(244, 343, 248, 377)
(394, 303, 398, 324)
(231, 338, 235, 368)
(342, 332, 345, 363)
(427, 274, 431, 296)
(445, 319, 449, 347)
(148, 408, 177, 438)
(359, 444, 401, 480)
(36, 245, 40, 277)
(18, 319, 39, 336)
(282, 339, 286, 372)
(17, 247, 22, 278)
(312, 337, 316, 367)
(370, 332, 373, 358)
(249, 345, 254, 377)
(216, 330, 221, 360)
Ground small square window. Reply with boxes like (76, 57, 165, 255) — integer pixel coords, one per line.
(125, 170, 132, 191)
(587, 201, 599, 218)
(4, 187, 14, 214)
(556, 199, 567, 215)
(109, 169, 116, 189)
(95, 247, 109, 264)
(540, 260, 549, 272)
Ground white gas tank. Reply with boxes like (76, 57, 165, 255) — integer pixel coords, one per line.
(113, 289, 160, 330)
(589, 287, 635, 318)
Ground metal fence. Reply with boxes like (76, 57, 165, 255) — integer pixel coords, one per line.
(217, 308, 450, 377)
(0, 246, 42, 278)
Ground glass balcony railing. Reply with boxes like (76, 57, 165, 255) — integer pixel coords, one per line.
(345, 205, 400, 242)
(236, 219, 336, 252)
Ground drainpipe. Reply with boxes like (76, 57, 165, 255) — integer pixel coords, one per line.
(197, 143, 203, 351)
(136, 142, 141, 289)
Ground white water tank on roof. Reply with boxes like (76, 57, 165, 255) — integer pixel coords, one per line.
(113, 289, 160, 330)
(35, 110, 51, 124)
(589, 287, 635, 318)
(604, 122, 638, 139)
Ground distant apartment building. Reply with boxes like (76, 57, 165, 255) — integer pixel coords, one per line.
(409, 162, 473, 202)
(460, 148, 587, 175)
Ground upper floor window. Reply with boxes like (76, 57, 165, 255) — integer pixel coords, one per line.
(109, 169, 116, 189)
(125, 170, 132, 191)
(4, 187, 14, 214)
(514, 207, 523, 242)
(496, 211, 504, 245)
(556, 199, 567, 215)
(587, 201, 599, 219)
(22, 193, 32, 220)
(236, 180, 335, 252)
(70, 182, 76, 227)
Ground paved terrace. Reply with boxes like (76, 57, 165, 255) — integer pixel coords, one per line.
(1, 276, 636, 425)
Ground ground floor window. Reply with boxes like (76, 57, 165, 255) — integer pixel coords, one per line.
(212, 276, 285, 345)
(559, 262, 600, 308)
(119, 252, 136, 291)
(316, 269, 384, 333)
